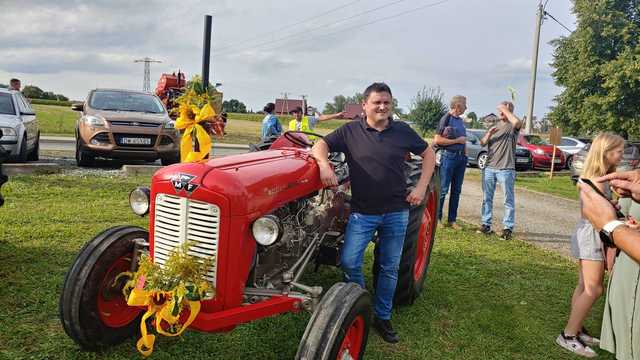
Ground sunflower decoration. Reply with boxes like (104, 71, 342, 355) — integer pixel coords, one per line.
(173, 77, 224, 163)
(117, 241, 215, 357)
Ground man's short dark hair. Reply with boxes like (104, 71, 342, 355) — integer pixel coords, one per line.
(363, 82, 392, 101)
(9, 78, 19, 84)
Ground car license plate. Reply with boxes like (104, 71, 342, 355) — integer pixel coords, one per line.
(516, 158, 529, 163)
(554, 158, 561, 163)
(121, 137, 151, 145)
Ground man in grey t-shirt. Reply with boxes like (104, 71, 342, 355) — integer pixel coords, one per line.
(477, 101, 522, 239)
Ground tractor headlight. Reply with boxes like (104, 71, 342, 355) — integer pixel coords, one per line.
(129, 187, 150, 216)
(252, 215, 281, 246)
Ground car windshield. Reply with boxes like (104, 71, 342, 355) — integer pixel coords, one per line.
(525, 135, 548, 145)
(89, 91, 165, 114)
(0, 93, 15, 115)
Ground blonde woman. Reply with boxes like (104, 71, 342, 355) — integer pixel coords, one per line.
(557, 133, 625, 358)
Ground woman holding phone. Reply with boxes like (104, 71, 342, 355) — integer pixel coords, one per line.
(557, 133, 625, 357)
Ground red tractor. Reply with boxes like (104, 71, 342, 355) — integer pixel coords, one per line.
(59, 131, 440, 359)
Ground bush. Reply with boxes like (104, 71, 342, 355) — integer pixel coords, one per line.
(29, 98, 72, 107)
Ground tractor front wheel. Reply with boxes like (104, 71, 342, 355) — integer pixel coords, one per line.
(296, 282, 371, 360)
(59, 226, 148, 350)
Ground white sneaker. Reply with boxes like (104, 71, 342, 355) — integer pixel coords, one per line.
(579, 327, 600, 347)
(556, 332, 597, 358)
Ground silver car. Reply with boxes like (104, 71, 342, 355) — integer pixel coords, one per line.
(558, 136, 590, 169)
(0, 88, 39, 162)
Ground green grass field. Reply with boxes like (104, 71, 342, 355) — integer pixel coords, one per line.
(0, 174, 612, 359)
(33, 104, 79, 136)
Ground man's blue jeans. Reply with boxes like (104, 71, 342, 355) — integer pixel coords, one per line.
(438, 151, 467, 223)
(341, 210, 409, 320)
(481, 167, 516, 230)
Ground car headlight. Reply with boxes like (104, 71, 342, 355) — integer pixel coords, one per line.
(533, 149, 544, 155)
(129, 187, 150, 216)
(84, 115, 105, 127)
(252, 215, 281, 246)
(0, 127, 17, 136)
(163, 120, 175, 129)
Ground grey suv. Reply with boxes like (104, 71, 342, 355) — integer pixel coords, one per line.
(0, 88, 39, 162)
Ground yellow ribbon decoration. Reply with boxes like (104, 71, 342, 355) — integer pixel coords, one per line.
(175, 103, 215, 163)
(127, 287, 203, 357)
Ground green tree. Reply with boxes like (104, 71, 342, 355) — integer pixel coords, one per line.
(324, 92, 401, 114)
(407, 87, 447, 136)
(467, 111, 482, 128)
(22, 85, 44, 99)
(222, 99, 247, 113)
(549, 0, 640, 139)
(323, 95, 348, 114)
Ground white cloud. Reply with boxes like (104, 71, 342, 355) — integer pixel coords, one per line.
(0, 0, 575, 118)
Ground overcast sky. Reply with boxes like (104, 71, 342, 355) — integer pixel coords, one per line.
(0, 0, 575, 118)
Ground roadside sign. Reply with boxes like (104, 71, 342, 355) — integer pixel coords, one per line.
(549, 127, 562, 146)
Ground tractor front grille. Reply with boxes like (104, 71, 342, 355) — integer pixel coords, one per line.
(153, 193, 219, 285)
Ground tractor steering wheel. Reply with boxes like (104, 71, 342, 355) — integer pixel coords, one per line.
(283, 130, 324, 148)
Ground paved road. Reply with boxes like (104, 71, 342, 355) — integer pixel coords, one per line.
(442, 172, 579, 258)
(40, 137, 249, 158)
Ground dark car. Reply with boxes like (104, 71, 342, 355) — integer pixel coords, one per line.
(72, 89, 180, 167)
(571, 141, 640, 177)
(465, 129, 532, 171)
(518, 134, 565, 170)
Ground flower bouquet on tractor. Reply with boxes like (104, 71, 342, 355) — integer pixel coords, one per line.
(59, 127, 440, 358)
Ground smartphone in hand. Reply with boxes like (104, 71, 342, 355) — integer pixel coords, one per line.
(578, 177, 626, 219)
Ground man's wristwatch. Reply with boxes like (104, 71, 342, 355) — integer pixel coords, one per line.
(599, 220, 626, 247)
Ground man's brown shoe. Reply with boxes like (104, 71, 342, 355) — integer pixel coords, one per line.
(449, 222, 462, 230)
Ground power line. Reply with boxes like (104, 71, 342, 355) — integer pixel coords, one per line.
(544, 11, 573, 32)
(215, 0, 362, 51)
(220, 0, 452, 58)
(216, 0, 414, 54)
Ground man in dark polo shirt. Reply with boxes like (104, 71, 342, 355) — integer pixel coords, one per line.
(311, 82, 436, 343)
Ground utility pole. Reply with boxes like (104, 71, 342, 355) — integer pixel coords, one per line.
(134, 57, 162, 92)
(525, 2, 544, 134)
(281, 92, 290, 115)
(300, 94, 308, 114)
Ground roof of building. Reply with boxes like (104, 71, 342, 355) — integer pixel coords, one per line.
(342, 103, 363, 119)
(275, 99, 306, 115)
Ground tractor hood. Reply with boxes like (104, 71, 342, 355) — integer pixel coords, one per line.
(152, 149, 324, 216)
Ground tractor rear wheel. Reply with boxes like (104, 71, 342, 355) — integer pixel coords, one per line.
(296, 282, 371, 360)
(59, 226, 147, 350)
(373, 158, 440, 306)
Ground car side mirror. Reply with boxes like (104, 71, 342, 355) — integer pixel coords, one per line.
(20, 111, 35, 116)
(71, 103, 84, 111)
